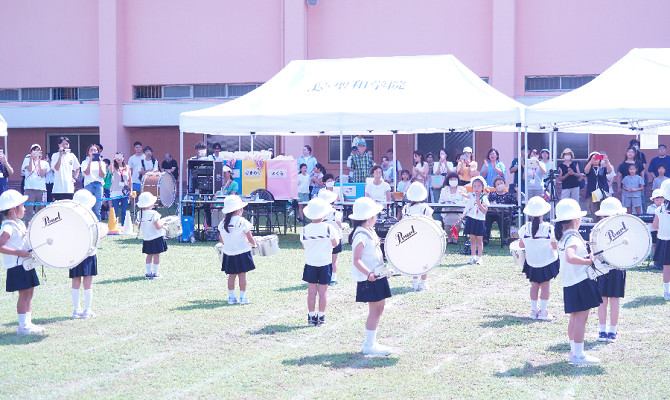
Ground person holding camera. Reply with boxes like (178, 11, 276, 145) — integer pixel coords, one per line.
(51, 136, 80, 201)
(21, 144, 51, 224)
(81, 144, 106, 220)
(0, 149, 14, 198)
(524, 149, 547, 198)
(584, 152, 613, 221)
(556, 148, 583, 202)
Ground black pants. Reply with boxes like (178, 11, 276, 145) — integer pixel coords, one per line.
(484, 213, 509, 242)
(52, 193, 74, 201)
(46, 183, 54, 203)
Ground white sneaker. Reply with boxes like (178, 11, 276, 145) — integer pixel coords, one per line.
(72, 308, 84, 319)
(537, 310, 553, 321)
(17, 325, 44, 335)
(362, 342, 392, 355)
(475, 257, 483, 265)
(239, 297, 251, 305)
(82, 309, 96, 319)
(27, 323, 45, 333)
(664, 292, 670, 300)
(412, 279, 419, 290)
(467, 256, 476, 265)
(572, 352, 600, 365)
(417, 281, 428, 291)
(568, 351, 577, 363)
(228, 297, 239, 305)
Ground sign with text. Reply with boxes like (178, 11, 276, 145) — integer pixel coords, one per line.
(267, 169, 287, 179)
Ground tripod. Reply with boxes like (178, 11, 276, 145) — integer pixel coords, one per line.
(544, 169, 559, 220)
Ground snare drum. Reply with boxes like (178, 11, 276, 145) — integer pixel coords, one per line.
(590, 213, 651, 269)
(509, 240, 526, 267)
(141, 171, 176, 208)
(27, 200, 100, 270)
(384, 215, 446, 276)
(162, 216, 183, 239)
(253, 235, 279, 257)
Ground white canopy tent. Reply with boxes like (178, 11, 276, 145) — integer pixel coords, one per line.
(179, 54, 525, 211)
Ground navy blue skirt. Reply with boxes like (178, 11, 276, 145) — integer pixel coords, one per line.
(596, 269, 626, 298)
(333, 241, 342, 254)
(523, 259, 560, 284)
(563, 278, 603, 314)
(302, 264, 332, 285)
(222, 251, 256, 274)
(463, 216, 486, 237)
(356, 277, 392, 303)
(69, 255, 98, 278)
(6, 266, 40, 292)
(142, 236, 168, 254)
(654, 239, 670, 266)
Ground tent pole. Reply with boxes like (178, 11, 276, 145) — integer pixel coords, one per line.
(339, 131, 344, 201)
(179, 129, 184, 218)
(524, 125, 529, 225)
(250, 134, 254, 152)
(392, 130, 397, 191)
(3, 136, 6, 153)
(517, 125, 522, 229)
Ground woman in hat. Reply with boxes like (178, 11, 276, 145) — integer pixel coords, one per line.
(218, 195, 257, 305)
(518, 197, 559, 320)
(0, 189, 44, 334)
(69, 190, 100, 319)
(348, 197, 392, 355)
(319, 189, 342, 285)
(457, 147, 478, 186)
(556, 148, 583, 202)
(652, 179, 670, 300)
(402, 182, 434, 291)
(137, 192, 168, 279)
(109, 151, 131, 227)
(555, 198, 602, 365)
(584, 151, 613, 221)
(221, 165, 239, 195)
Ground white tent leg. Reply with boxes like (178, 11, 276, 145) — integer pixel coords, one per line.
(179, 130, 184, 218)
(517, 125, 522, 229)
(251, 134, 254, 152)
(393, 130, 397, 191)
(524, 126, 529, 225)
(339, 131, 344, 201)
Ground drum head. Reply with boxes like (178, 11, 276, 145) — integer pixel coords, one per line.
(159, 172, 176, 208)
(590, 214, 651, 269)
(28, 201, 99, 269)
(385, 216, 445, 276)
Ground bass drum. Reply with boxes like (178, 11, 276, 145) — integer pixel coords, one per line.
(384, 215, 446, 276)
(27, 200, 100, 270)
(590, 213, 651, 269)
(141, 171, 176, 208)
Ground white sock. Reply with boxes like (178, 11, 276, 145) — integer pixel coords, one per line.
(569, 340, 575, 353)
(365, 329, 377, 347)
(308, 312, 315, 317)
(413, 278, 418, 289)
(228, 290, 235, 298)
(240, 290, 246, 299)
(531, 300, 538, 311)
(609, 325, 617, 334)
(665, 282, 670, 292)
(599, 324, 607, 332)
(71, 288, 80, 309)
(331, 272, 337, 281)
(146, 263, 152, 274)
(540, 300, 548, 312)
(18, 314, 27, 328)
(153, 264, 160, 274)
(574, 342, 585, 357)
(26, 311, 32, 326)
(318, 312, 325, 317)
(419, 279, 426, 285)
(84, 289, 92, 310)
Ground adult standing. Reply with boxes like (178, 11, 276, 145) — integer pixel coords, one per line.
(0, 150, 14, 198)
(509, 146, 530, 194)
(209, 143, 224, 162)
(387, 148, 402, 179)
(81, 144, 106, 221)
(540, 149, 554, 171)
(21, 144, 50, 224)
(365, 165, 393, 202)
(381, 156, 395, 188)
(51, 136, 80, 201)
(556, 148, 583, 201)
(524, 149, 547, 198)
(584, 151, 613, 221)
(161, 153, 179, 181)
(629, 138, 648, 183)
(297, 145, 318, 192)
(346, 146, 357, 182)
(456, 147, 478, 186)
(109, 152, 131, 227)
(615, 147, 644, 195)
(351, 139, 374, 184)
(648, 144, 669, 178)
(480, 148, 506, 188)
(138, 146, 160, 179)
(127, 141, 145, 194)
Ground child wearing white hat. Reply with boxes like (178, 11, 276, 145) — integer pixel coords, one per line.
(402, 182, 434, 290)
(555, 198, 602, 365)
(218, 195, 257, 305)
(518, 197, 559, 320)
(648, 189, 664, 268)
(652, 179, 670, 300)
(463, 176, 489, 265)
(348, 197, 392, 355)
(594, 197, 628, 342)
(318, 189, 342, 285)
(300, 198, 338, 326)
(137, 192, 168, 279)
(70, 189, 100, 319)
(0, 189, 44, 334)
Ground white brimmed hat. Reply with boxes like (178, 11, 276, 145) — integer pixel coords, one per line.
(30, 143, 41, 151)
(463, 147, 473, 153)
(318, 189, 338, 204)
(523, 196, 551, 217)
(221, 195, 247, 214)
(554, 198, 587, 222)
(0, 190, 28, 211)
(651, 189, 664, 200)
(73, 189, 96, 209)
(470, 176, 487, 188)
(406, 181, 427, 202)
(303, 198, 332, 220)
(222, 166, 232, 173)
(595, 197, 627, 217)
(349, 197, 383, 220)
(137, 192, 158, 208)
(661, 179, 670, 200)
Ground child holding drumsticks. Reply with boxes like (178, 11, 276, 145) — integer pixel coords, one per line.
(137, 192, 168, 279)
(319, 189, 343, 285)
(402, 182, 434, 290)
(70, 189, 100, 319)
(652, 179, 670, 300)
(463, 176, 489, 265)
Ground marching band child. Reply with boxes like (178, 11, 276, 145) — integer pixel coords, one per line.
(402, 182, 434, 290)
(518, 197, 559, 320)
(70, 190, 100, 319)
(301, 198, 338, 326)
(0, 190, 44, 334)
(652, 179, 670, 300)
(555, 198, 602, 364)
(319, 190, 342, 285)
(648, 189, 664, 268)
(594, 197, 628, 342)
(219, 195, 256, 305)
(463, 176, 489, 265)
(349, 197, 393, 355)
(137, 192, 168, 279)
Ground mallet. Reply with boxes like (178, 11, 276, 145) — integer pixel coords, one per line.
(29, 238, 53, 252)
(594, 238, 629, 256)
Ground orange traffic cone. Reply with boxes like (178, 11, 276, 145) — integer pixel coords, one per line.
(107, 206, 119, 234)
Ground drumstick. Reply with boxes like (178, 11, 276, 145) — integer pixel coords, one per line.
(593, 238, 629, 256)
(29, 238, 53, 252)
(450, 193, 486, 239)
(375, 272, 402, 278)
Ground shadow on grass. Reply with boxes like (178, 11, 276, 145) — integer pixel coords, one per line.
(390, 286, 414, 296)
(248, 325, 308, 335)
(172, 299, 227, 311)
(275, 284, 308, 292)
(546, 341, 606, 354)
(622, 295, 668, 309)
(480, 314, 535, 328)
(494, 361, 606, 377)
(282, 352, 399, 369)
(0, 332, 48, 345)
(97, 276, 147, 285)
(3, 316, 70, 327)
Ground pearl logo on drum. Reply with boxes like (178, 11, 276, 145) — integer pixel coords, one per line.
(605, 222, 628, 245)
(395, 224, 417, 245)
(42, 212, 62, 228)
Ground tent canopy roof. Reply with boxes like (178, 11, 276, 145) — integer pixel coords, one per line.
(179, 55, 524, 135)
(0, 114, 6, 137)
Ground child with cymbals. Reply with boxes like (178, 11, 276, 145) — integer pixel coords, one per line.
(518, 196, 559, 320)
(70, 189, 100, 319)
(463, 176, 489, 265)
(318, 189, 343, 285)
(652, 179, 670, 300)
(137, 192, 168, 279)
(300, 198, 338, 326)
(402, 182, 434, 290)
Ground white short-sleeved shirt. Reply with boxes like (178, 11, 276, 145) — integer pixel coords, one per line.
(519, 222, 558, 267)
(127, 154, 145, 185)
(350, 227, 384, 282)
(323, 209, 343, 240)
(655, 204, 670, 240)
(402, 203, 434, 218)
(139, 209, 164, 241)
(463, 192, 490, 221)
(81, 158, 107, 186)
(365, 181, 391, 201)
(301, 222, 336, 267)
(140, 158, 159, 174)
(558, 229, 589, 287)
(433, 161, 454, 175)
(1, 220, 29, 269)
(298, 173, 310, 194)
(22, 159, 50, 191)
(51, 152, 80, 194)
(218, 215, 253, 256)
(648, 204, 659, 232)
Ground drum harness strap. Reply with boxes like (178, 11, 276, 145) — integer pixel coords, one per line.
(141, 158, 157, 172)
(1, 220, 47, 281)
(558, 230, 608, 280)
(301, 224, 331, 241)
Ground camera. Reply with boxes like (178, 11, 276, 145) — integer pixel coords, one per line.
(594, 154, 604, 161)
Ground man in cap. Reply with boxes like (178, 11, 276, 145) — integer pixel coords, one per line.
(351, 138, 374, 184)
(21, 144, 51, 223)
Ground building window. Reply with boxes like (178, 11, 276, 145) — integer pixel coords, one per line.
(328, 135, 375, 164)
(47, 133, 100, 163)
(527, 131, 589, 169)
(525, 75, 597, 92)
(78, 87, 99, 100)
(134, 83, 262, 100)
(193, 84, 226, 98)
(0, 87, 99, 102)
(205, 134, 275, 153)
(135, 86, 162, 99)
(0, 89, 19, 102)
(163, 85, 191, 99)
(417, 131, 474, 165)
(21, 88, 51, 101)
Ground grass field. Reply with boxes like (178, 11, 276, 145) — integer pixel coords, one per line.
(1, 226, 669, 399)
